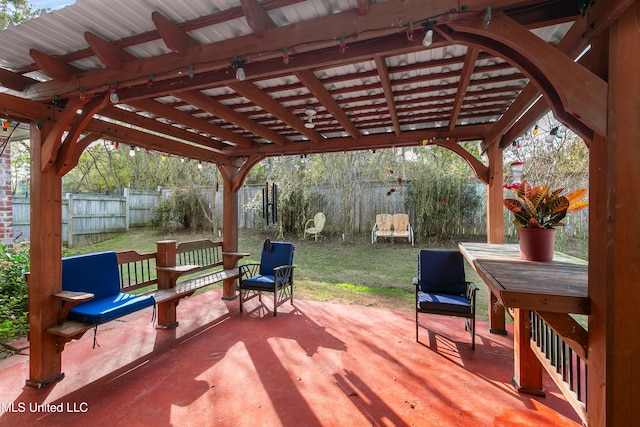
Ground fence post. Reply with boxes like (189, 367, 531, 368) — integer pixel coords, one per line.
(66, 193, 73, 248)
(124, 188, 130, 231)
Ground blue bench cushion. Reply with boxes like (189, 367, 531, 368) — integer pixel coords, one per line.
(417, 291, 472, 314)
(67, 292, 155, 324)
(62, 251, 121, 299)
(62, 250, 155, 325)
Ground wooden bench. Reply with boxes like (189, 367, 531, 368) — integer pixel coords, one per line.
(46, 239, 248, 350)
(120, 239, 248, 329)
(371, 213, 414, 245)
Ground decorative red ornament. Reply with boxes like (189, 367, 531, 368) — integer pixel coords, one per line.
(339, 37, 347, 54)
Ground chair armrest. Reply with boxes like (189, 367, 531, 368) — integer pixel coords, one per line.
(412, 277, 419, 287)
(239, 263, 260, 280)
(273, 264, 295, 284)
(304, 219, 314, 228)
(53, 291, 94, 324)
(466, 281, 478, 308)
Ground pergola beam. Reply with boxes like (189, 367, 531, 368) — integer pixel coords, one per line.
(178, 91, 289, 146)
(294, 69, 360, 140)
(228, 80, 322, 143)
(240, 0, 277, 37)
(127, 99, 254, 149)
(374, 56, 400, 136)
(152, 11, 201, 56)
(84, 32, 137, 69)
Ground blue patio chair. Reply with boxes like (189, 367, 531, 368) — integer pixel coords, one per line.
(239, 240, 295, 316)
(414, 249, 478, 349)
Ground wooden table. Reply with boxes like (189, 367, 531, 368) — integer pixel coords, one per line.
(458, 242, 588, 396)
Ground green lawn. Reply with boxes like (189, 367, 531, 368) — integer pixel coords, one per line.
(78, 228, 494, 321)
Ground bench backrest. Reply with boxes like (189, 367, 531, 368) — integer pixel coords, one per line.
(392, 213, 410, 232)
(62, 251, 121, 299)
(176, 239, 223, 274)
(375, 214, 393, 231)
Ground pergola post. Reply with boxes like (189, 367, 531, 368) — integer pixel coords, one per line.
(485, 144, 507, 335)
(26, 119, 64, 387)
(588, 3, 640, 425)
(221, 178, 240, 299)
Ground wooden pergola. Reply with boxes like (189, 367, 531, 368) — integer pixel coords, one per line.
(0, 0, 637, 425)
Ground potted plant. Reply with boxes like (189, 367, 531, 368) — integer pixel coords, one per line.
(503, 181, 588, 261)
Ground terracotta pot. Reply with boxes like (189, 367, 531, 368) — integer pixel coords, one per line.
(517, 227, 556, 262)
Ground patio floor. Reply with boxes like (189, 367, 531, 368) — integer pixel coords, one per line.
(0, 289, 581, 426)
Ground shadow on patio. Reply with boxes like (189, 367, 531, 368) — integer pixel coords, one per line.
(0, 289, 581, 426)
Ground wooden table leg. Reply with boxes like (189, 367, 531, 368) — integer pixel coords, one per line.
(512, 308, 545, 396)
(488, 291, 508, 335)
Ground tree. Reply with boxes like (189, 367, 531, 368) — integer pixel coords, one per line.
(1, 0, 38, 30)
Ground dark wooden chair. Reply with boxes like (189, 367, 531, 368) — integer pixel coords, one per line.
(414, 249, 478, 349)
(239, 240, 295, 316)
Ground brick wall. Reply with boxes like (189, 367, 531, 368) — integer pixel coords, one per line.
(0, 140, 13, 247)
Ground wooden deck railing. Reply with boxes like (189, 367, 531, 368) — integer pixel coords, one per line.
(530, 311, 588, 425)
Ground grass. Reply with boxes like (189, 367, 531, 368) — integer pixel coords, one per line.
(75, 227, 493, 321)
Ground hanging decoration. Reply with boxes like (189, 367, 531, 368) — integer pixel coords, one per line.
(262, 182, 279, 225)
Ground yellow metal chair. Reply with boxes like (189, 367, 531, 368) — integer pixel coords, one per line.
(304, 212, 326, 241)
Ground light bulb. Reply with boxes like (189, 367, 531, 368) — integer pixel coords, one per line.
(423, 30, 433, 47)
(109, 86, 119, 103)
(129, 146, 135, 157)
(422, 21, 434, 47)
(198, 161, 202, 169)
(236, 66, 246, 81)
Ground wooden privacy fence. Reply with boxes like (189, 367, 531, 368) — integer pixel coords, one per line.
(11, 182, 578, 246)
(13, 189, 160, 247)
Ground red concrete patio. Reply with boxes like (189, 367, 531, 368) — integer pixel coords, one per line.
(0, 290, 580, 426)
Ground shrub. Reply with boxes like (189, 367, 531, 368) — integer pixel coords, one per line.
(152, 188, 207, 231)
(0, 241, 30, 342)
(407, 174, 483, 241)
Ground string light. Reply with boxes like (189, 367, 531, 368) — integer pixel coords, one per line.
(198, 161, 203, 169)
(339, 36, 347, 54)
(282, 47, 289, 64)
(109, 84, 119, 103)
(232, 57, 246, 81)
(483, 7, 492, 27)
(2, 120, 10, 132)
(532, 125, 538, 136)
(147, 74, 154, 88)
(188, 64, 194, 79)
(422, 21, 434, 47)
(129, 146, 135, 157)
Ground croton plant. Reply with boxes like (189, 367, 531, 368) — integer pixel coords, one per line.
(503, 181, 589, 229)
